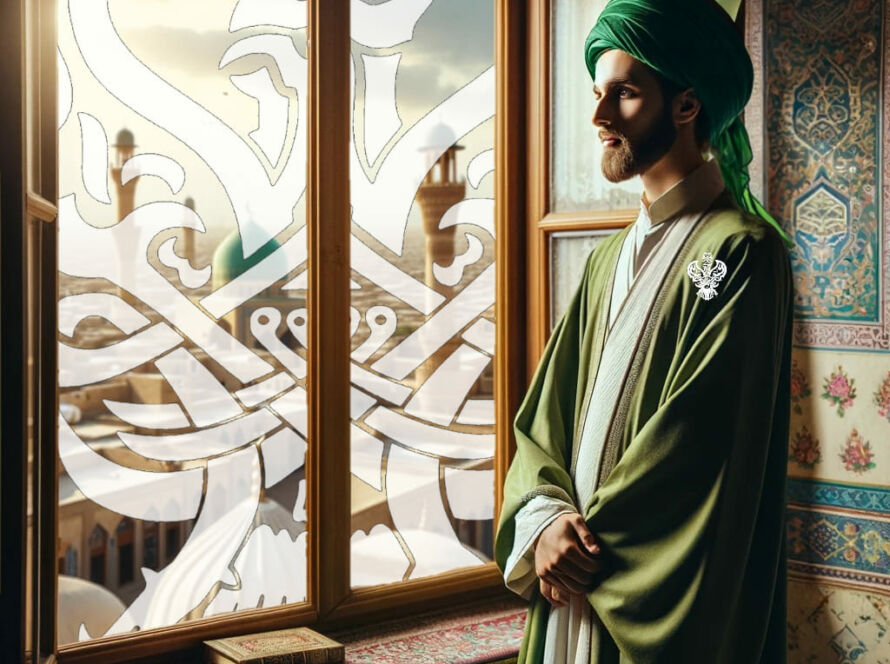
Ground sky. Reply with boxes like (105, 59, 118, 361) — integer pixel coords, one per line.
(59, 0, 496, 260)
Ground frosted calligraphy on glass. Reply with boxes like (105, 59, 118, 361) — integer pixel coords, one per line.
(348, 0, 497, 587)
(57, 0, 310, 643)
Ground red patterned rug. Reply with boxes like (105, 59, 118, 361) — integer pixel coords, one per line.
(336, 600, 526, 664)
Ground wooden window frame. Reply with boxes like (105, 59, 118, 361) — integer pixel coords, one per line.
(525, 0, 637, 376)
(2, 1, 528, 662)
(526, 0, 747, 368)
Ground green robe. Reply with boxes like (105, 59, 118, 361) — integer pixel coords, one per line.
(495, 198, 793, 663)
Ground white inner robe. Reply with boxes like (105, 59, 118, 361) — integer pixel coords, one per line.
(502, 205, 665, 664)
(502, 159, 727, 663)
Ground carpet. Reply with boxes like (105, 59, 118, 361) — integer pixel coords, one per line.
(336, 600, 526, 664)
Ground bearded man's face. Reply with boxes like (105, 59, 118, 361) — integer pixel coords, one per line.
(592, 50, 678, 182)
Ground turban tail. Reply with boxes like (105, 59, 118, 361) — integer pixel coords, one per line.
(584, 0, 794, 249)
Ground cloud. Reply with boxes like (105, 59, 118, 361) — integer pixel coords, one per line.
(408, 0, 494, 70)
(117, 24, 303, 81)
(357, 0, 494, 124)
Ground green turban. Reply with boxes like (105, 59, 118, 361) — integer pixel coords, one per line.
(584, 0, 794, 249)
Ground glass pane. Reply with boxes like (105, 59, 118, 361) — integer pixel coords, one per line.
(551, 0, 642, 212)
(57, 0, 308, 643)
(549, 230, 616, 328)
(348, 0, 496, 587)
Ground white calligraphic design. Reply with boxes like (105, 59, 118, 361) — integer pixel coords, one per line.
(204, 528, 308, 615)
(58, 48, 73, 130)
(351, 306, 397, 363)
(120, 154, 185, 193)
(229, 0, 307, 32)
(103, 400, 190, 430)
(78, 113, 111, 204)
(157, 237, 212, 289)
(58, 0, 495, 639)
(230, 68, 290, 168)
(351, 524, 410, 586)
(58, 292, 149, 338)
(433, 233, 484, 287)
(361, 53, 403, 165)
(444, 468, 495, 520)
(466, 148, 495, 189)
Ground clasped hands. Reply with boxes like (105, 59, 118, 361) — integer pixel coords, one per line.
(534, 513, 604, 608)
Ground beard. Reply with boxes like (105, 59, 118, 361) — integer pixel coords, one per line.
(600, 106, 677, 183)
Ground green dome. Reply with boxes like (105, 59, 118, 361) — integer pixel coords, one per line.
(212, 227, 283, 286)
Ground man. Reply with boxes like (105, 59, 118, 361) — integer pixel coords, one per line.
(494, 0, 795, 662)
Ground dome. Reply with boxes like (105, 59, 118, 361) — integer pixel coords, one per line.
(211, 226, 283, 286)
(420, 122, 458, 151)
(114, 128, 135, 147)
(57, 575, 126, 644)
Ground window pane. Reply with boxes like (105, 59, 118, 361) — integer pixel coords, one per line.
(551, 0, 642, 212)
(349, 0, 496, 587)
(549, 231, 615, 329)
(57, 0, 308, 643)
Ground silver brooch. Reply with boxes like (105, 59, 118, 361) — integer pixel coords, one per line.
(687, 251, 727, 301)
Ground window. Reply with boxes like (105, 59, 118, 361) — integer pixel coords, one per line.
(115, 520, 134, 588)
(164, 524, 180, 565)
(142, 522, 158, 572)
(524, 0, 640, 363)
(6, 1, 526, 662)
(88, 526, 108, 586)
(346, 1, 498, 587)
(542, 0, 642, 329)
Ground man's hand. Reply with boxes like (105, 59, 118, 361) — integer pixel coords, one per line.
(534, 513, 603, 608)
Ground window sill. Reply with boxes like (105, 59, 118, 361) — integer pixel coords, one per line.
(114, 594, 526, 664)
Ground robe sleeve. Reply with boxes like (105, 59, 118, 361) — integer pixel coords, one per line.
(584, 228, 793, 662)
(494, 247, 603, 589)
(502, 495, 577, 598)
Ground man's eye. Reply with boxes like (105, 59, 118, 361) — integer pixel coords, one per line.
(618, 87, 634, 98)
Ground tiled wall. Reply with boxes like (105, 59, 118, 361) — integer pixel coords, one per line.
(749, 1, 890, 660)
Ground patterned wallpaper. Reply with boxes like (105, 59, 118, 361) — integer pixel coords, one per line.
(766, 0, 887, 348)
(749, 0, 890, 660)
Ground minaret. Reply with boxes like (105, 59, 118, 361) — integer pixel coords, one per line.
(413, 124, 466, 393)
(416, 123, 466, 301)
(182, 197, 197, 267)
(110, 129, 137, 298)
(110, 129, 137, 221)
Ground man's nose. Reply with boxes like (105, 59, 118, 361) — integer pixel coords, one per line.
(591, 97, 611, 127)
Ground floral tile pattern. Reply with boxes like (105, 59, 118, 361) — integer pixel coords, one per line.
(839, 429, 876, 475)
(873, 371, 890, 424)
(748, 0, 890, 660)
(790, 425, 822, 469)
(822, 365, 857, 417)
(790, 359, 812, 415)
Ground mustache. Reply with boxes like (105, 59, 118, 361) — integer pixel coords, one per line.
(598, 130, 627, 142)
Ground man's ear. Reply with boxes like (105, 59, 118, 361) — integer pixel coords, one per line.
(674, 88, 702, 127)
